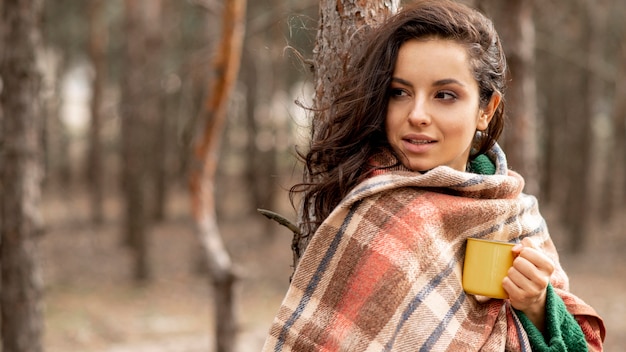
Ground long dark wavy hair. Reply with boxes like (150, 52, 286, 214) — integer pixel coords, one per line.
(291, 0, 508, 241)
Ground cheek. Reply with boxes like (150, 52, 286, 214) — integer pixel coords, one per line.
(444, 120, 477, 143)
(384, 110, 399, 136)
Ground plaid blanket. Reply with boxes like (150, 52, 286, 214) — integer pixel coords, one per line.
(263, 147, 604, 351)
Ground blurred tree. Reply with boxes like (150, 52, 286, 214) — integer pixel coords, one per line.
(569, 0, 611, 251)
(0, 0, 45, 350)
(242, 0, 291, 218)
(175, 2, 218, 183)
(534, 0, 615, 252)
(242, 48, 266, 212)
(242, 0, 318, 237)
(483, 0, 539, 195)
(601, 42, 626, 219)
(599, 0, 626, 221)
(42, 0, 88, 62)
(120, 0, 164, 282)
(87, 0, 107, 224)
(145, 4, 167, 223)
(557, 0, 604, 252)
(188, 0, 246, 350)
(41, 0, 87, 188)
(535, 0, 570, 207)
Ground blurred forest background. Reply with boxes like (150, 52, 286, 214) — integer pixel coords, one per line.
(1, 0, 625, 351)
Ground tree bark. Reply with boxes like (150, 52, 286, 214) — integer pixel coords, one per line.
(188, 0, 246, 351)
(294, 0, 399, 265)
(311, 0, 399, 133)
(0, 0, 45, 350)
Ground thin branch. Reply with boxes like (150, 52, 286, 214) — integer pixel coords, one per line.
(257, 208, 301, 235)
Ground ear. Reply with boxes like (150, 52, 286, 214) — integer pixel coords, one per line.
(477, 93, 501, 131)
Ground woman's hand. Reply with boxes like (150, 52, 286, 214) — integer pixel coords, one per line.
(503, 237, 555, 332)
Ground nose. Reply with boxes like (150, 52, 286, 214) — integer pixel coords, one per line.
(408, 98, 431, 126)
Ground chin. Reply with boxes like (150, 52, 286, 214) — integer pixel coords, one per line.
(406, 162, 432, 173)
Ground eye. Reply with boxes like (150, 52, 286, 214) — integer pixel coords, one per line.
(389, 87, 409, 98)
(435, 90, 457, 100)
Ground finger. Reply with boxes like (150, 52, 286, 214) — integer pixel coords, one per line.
(502, 276, 522, 297)
(505, 266, 546, 307)
(516, 247, 555, 274)
(521, 237, 535, 248)
(502, 275, 533, 302)
(511, 237, 536, 257)
(506, 265, 536, 293)
(510, 256, 551, 295)
(512, 243, 523, 256)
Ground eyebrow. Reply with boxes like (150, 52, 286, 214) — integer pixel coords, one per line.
(391, 77, 466, 87)
(433, 78, 465, 87)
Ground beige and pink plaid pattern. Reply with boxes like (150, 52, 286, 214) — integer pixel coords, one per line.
(264, 148, 604, 351)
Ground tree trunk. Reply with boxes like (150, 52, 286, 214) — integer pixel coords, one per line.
(488, 0, 539, 195)
(121, 0, 147, 281)
(311, 0, 399, 133)
(187, 0, 246, 351)
(87, 0, 107, 224)
(562, 0, 603, 253)
(294, 0, 399, 264)
(614, 43, 626, 213)
(144, 2, 167, 223)
(599, 10, 626, 220)
(121, 0, 163, 282)
(152, 93, 168, 222)
(0, 0, 45, 350)
(243, 50, 262, 211)
(533, 0, 569, 208)
(243, 0, 284, 218)
(533, 0, 604, 252)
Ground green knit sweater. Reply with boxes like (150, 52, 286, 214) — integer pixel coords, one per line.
(467, 154, 497, 175)
(516, 284, 587, 351)
(470, 154, 588, 351)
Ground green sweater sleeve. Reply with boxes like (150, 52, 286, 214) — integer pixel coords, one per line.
(514, 284, 588, 351)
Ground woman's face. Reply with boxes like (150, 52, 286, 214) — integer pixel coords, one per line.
(385, 38, 498, 172)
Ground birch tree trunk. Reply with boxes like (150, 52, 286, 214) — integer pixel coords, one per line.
(0, 0, 45, 350)
(188, 0, 246, 351)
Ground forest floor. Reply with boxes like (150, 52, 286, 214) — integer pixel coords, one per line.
(40, 182, 625, 351)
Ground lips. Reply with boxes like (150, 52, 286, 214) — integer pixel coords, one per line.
(401, 134, 436, 153)
(403, 134, 436, 144)
(406, 139, 434, 145)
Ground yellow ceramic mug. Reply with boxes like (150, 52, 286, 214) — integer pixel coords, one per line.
(462, 238, 515, 299)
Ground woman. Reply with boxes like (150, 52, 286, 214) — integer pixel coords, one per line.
(263, 1, 605, 350)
